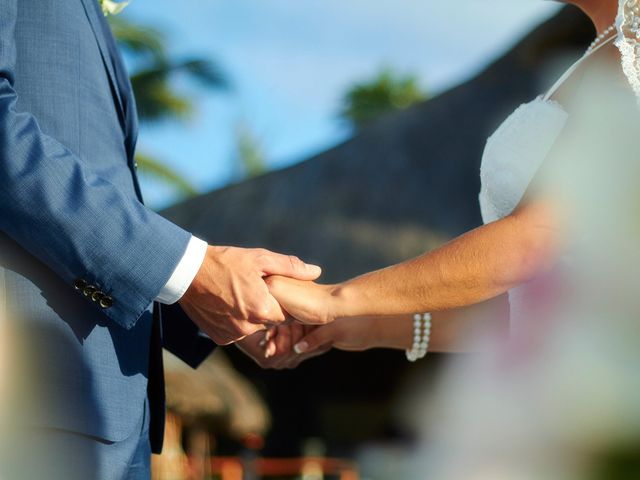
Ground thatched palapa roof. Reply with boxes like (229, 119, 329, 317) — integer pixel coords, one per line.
(164, 350, 271, 439)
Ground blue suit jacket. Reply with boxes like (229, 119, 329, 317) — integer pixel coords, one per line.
(0, 0, 214, 448)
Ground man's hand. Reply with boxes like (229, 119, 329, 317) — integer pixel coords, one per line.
(179, 246, 321, 345)
(236, 326, 330, 370)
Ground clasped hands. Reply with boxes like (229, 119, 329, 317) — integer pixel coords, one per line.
(178, 245, 372, 369)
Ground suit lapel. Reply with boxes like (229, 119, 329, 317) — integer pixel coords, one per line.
(79, 0, 143, 202)
(79, 0, 126, 122)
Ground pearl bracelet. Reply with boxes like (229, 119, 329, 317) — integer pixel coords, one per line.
(405, 313, 431, 362)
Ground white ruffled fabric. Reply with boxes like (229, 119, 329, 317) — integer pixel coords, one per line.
(616, 0, 640, 102)
(479, 98, 568, 224)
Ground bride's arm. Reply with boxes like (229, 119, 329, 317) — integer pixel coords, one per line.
(335, 201, 558, 318)
(267, 199, 559, 324)
(291, 297, 509, 355)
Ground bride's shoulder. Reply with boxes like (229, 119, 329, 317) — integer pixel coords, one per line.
(557, 45, 636, 117)
(580, 43, 632, 95)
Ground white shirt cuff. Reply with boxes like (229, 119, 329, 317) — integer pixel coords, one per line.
(155, 236, 208, 305)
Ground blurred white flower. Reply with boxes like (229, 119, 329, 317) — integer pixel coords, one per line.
(99, 0, 130, 16)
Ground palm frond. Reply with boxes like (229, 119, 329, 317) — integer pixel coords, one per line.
(135, 152, 198, 196)
(130, 68, 191, 122)
(108, 16, 166, 61)
(340, 68, 427, 127)
(235, 124, 266, 178)
(179, 59, 229, 89)
(130, 59, 227, 123)
(131, 59, 227, 88)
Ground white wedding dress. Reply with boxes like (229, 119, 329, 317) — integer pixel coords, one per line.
(477, 37, 616, 336)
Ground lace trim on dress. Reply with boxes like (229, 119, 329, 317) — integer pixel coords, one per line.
(616, 0, 640, 102)
(540, 96, 564, 111)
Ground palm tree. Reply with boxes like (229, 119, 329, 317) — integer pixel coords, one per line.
(340, 68, 427, 128)
(234, 123, 266, 179)
(109, 16, 229, 198)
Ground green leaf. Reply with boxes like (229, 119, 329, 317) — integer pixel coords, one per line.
(108, 16, 166, 61)
(340, 68, 427, 128)
(235, 123, 266, 178)
(129, 59, 227, 123)
(135, 152, 198, 197)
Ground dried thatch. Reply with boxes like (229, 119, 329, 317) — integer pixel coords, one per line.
(164, 350, 270, 439)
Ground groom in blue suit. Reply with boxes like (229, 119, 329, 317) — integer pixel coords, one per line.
(0, 1, 321, 478)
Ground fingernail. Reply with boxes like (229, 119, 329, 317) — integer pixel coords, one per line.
(307, 264, 322, 275)
(265, 343, 276, 358)
(294, 341, 308, 354)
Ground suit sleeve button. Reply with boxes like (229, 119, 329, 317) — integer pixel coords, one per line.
(74, 279, 87, 291)
(83, 285, 97, 297)
(99, 296, 113, 309)
(91, 291, 104, 303)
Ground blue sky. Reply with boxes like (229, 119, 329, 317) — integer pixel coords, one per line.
(123, 0, 562, 209)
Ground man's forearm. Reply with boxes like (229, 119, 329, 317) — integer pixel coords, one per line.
(0, 81, 192, 328)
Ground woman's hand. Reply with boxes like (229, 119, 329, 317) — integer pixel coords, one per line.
(236, 324, 330, 369)
(261, 316, 416, 361)
(292, 317, 407, 354)
(265, 276, 339, 325)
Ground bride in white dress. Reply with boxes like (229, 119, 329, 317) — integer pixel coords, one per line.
(250, 0, 640, 369)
